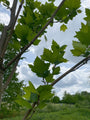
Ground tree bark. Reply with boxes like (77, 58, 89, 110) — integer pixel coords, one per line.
(0, 69, 4, 109)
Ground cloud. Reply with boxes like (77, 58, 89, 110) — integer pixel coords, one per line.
(0, 5, 10, 25)
(82, 0, 90, 8)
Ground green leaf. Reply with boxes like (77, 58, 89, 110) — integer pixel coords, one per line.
(45, 74, 54, 83)
(30, 92, 38, 103)
(51, 40, 60, 53)
(27, 29, 36, 42)
(29, 57, 50, 78)
(84, 9, 90, 24)
(1, 0, 10, 8)
(64, 0, 81, 9)
(60, 24, 67, 32)
(33, 39, 41, 45)
(41, 40, 67, 65)
(44, 35, 48, 42)
(41, 48, 53, 63)
(15, 24, 29, 40)
(52, 67, 60, 75)
(75, 23, 90, 46)
(37, 101, 46, 109)
(23, 81, 37, 100)
(48, 0, 55, 2)
(77, 9, 82, 13)
(24, 11, 34, 24)
(15, 96, 32, 109)
(0, 23, 4, 31)
(9, 40, 21, 51)
(37, 85, 53, 101)
(71, 41, 86, 56)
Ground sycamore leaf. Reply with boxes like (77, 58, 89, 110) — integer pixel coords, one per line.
(71, 41, 86, 56)
(52, 66, 60, 75)
(30, 92, 38, 103)
(41, 40, 67, 65)
(37, 101, 46, 109)
(45, 74, 54, 83)
(25, 12, 33, 24)
(37, 85, 53, 101)
(60, 24, 67, 32)
(33, 39, 41, 45)
(29, 57, 50, 78)
(75, 23, 90, 46)
(15, 96, 32, 109)
(84, 9, 90, 24)
(23, 81, 37, 100)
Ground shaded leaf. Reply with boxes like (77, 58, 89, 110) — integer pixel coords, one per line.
(23, 81, 37, 100)
(30, 92, 38, 103)
(71, 41, 86, 56)
(45, 74, 54, 83)
(33, 39, 41, 45)
(29, 57, 50, 78)
(15, 96, 32, 109)
(37, 85, 53, 101)
(52, 66, 60, 75)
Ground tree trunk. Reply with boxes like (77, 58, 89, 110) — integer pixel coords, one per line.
(0, 69, 3, 109)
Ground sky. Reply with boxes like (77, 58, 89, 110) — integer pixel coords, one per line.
(0, 0, 90, 99)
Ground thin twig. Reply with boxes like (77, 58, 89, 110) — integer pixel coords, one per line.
(22, 103, 36, 120)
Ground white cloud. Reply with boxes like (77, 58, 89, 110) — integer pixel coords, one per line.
(0, 12, 10, 25)
(82, 0, 90, 8)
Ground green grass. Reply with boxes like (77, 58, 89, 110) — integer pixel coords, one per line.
(1, 104, 90, 120)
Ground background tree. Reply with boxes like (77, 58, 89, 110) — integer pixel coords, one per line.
(51, 96, 60, 103)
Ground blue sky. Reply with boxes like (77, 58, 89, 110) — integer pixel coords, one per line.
(0, 0, 90, 98)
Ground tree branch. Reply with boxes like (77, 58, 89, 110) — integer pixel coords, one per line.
(5, 0, 66, 70)
(2, 58, 19, 93)
(8, 0, 18, 29)
(51, 55, 90, 86)
(0, 0, 24, 59)
(22, 103, 36, 120)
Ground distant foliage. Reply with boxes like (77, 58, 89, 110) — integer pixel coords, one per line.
(61, 91, 90, 107)
(51, 96, 60, 103)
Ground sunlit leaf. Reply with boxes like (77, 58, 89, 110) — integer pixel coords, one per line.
(60, 24, 67, 32)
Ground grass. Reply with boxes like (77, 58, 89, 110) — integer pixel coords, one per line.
(1, 103, 90, 120)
